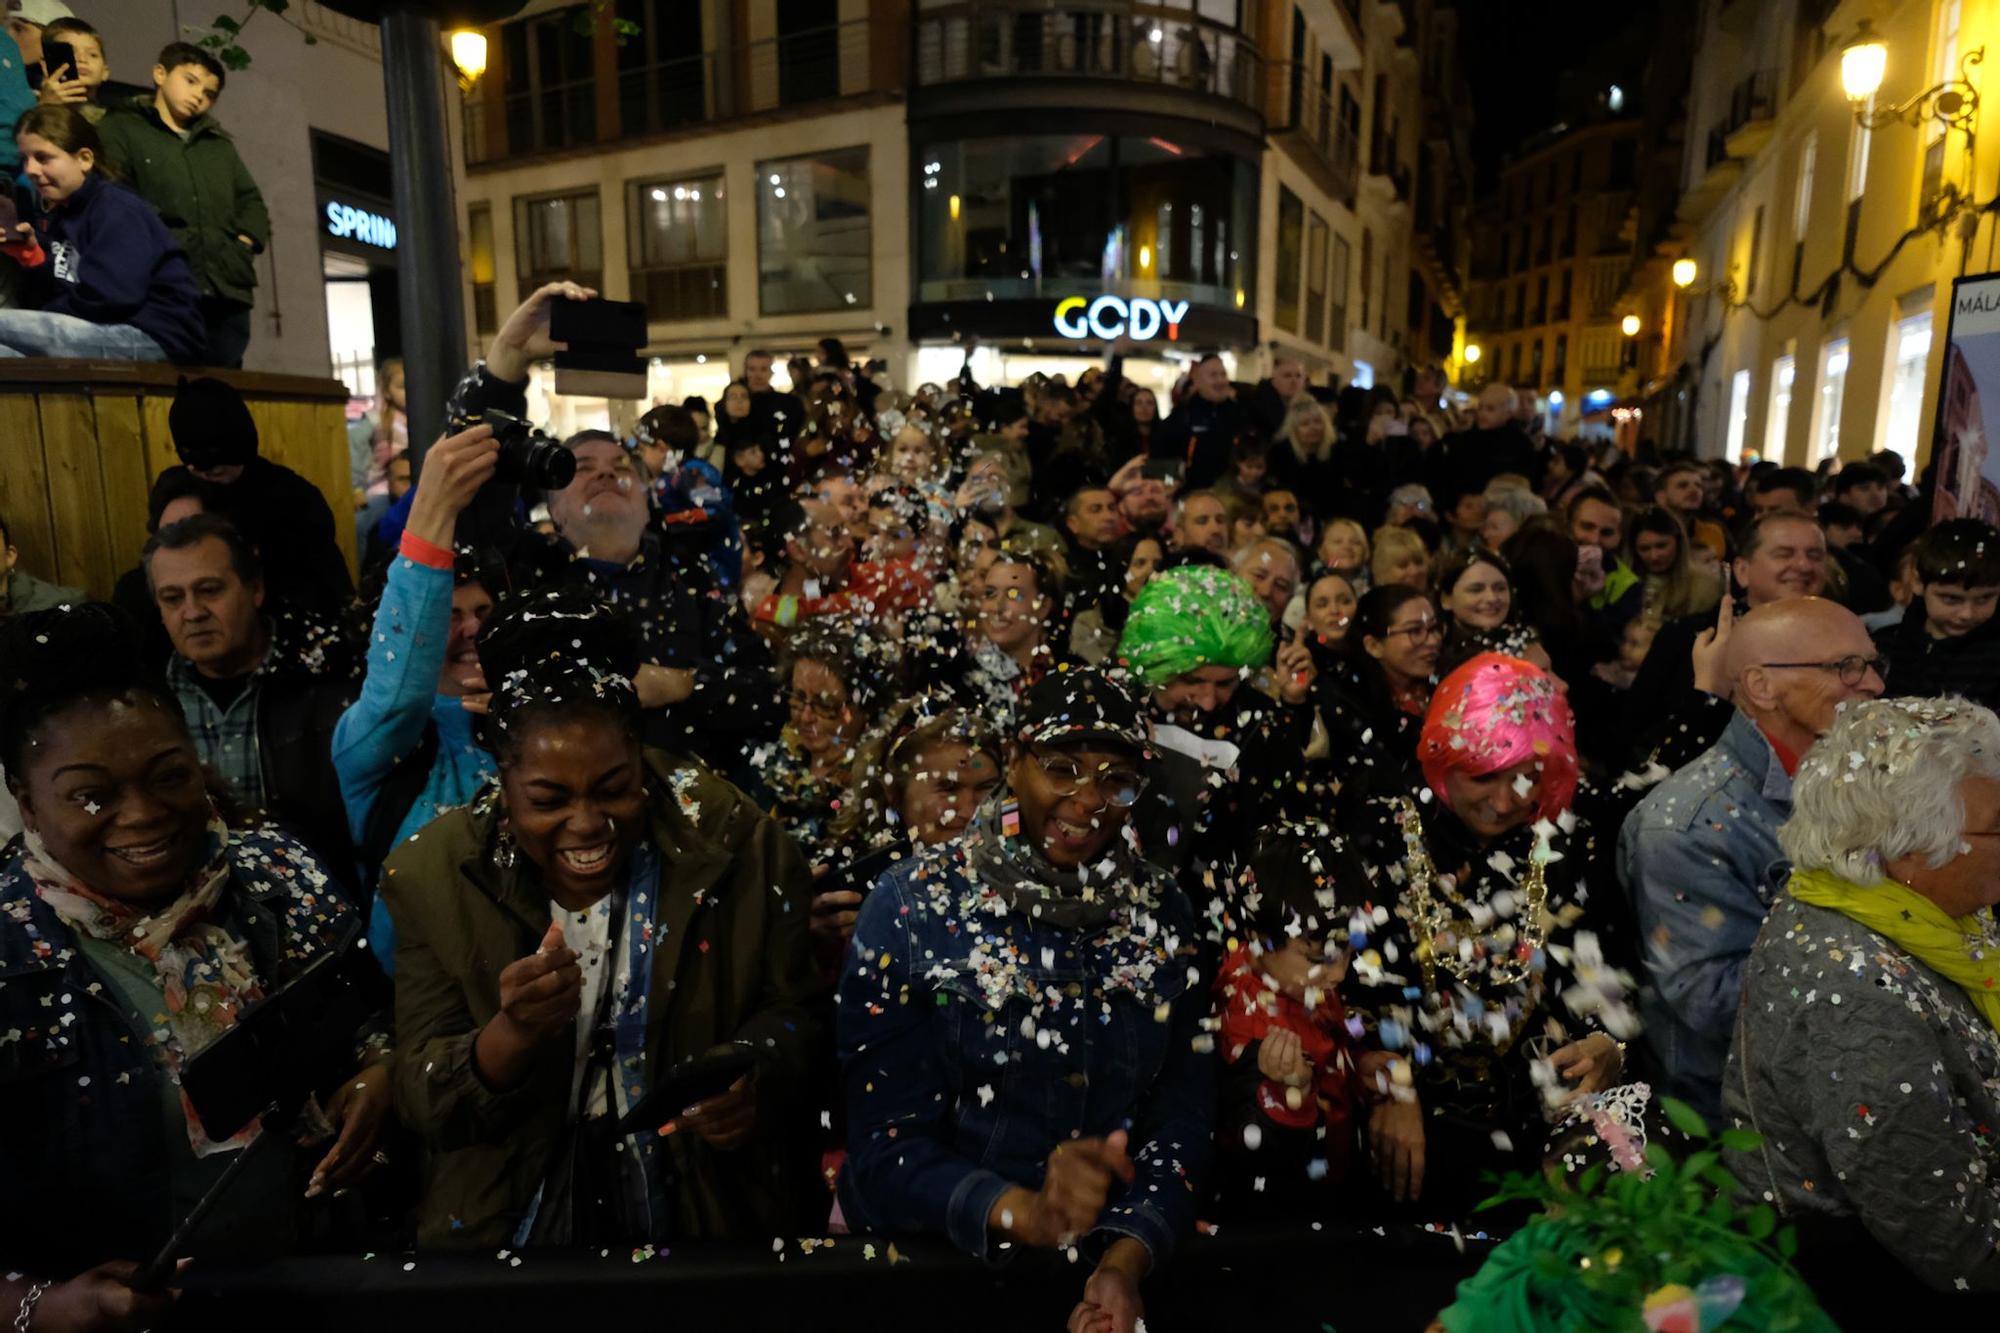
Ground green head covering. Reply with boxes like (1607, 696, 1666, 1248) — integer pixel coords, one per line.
(1116, 564, 1274, 687)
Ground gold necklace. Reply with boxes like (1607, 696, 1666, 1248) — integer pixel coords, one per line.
(1393, 797, 1549, 993)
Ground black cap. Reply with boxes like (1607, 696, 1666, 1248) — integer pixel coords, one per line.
(169, 375, 259, 470)
(1017, 667, 1148, 755)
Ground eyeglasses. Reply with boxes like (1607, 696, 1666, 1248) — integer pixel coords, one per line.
(1031, 751, 1145, 809)
(976, 586, 1033, 606)
(1758, 654, 1890, 687)
(1385, 618, 1444, 642)
(787, 689, 847, 721)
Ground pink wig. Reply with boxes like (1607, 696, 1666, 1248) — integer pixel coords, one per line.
(1417, 652, 1579, 822)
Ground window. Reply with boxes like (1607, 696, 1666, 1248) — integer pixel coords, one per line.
(1880, 306, 1934, 470)
(1725, 368, 1752, 462)
(1330, 234, 1350, 352)
(1812, 337, 1850, 463)
(468, 203, 497, 337)
(1555, 268, 1572, 320)
(1845, 104, 1872, 201)
(1766, 350, 1795, 460)
(758, 146, 871, 315)
(514, 189, 602, 291)
(1360, 228, 1373, 331)
(1305, 211, 1329, 343)
(1746, 205, 1764, 300)
(1155, 202, 1175, 280)
(627, 173, 727, 322)
(1275, 186, 1303, 333)
(501, 6, 597, 155)
(1934, 0, 1963, 141)
(1530, 337, 1544, 386)
(1553, 333, 1567, 379)
(1792, 136, 1817, 240)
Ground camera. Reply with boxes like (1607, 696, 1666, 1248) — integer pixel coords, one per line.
(465, 408, 576, 491)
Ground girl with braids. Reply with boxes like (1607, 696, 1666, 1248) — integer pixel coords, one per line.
(0, 604, 393, 1318)
(383, 586, 823, 1247)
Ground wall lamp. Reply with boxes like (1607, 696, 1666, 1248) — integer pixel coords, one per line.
(1841, 19, 1982, 134)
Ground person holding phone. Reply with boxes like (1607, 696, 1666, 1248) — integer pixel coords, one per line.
(35, 16, 107, 120)
(382, 586, 825, 1247)
(0, 603, 393, 1326)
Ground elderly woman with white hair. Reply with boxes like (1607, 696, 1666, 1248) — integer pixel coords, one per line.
(1722, 696, 2000, 1308)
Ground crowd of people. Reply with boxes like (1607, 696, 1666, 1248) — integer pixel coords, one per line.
(4, 274, 2000, 1330)
(0, 5, 265, 365)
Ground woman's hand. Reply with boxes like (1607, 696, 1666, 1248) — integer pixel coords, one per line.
(476, 923, 582, 1089)
(1691, 594, 1734, 699)
(1549, 1032, 1623, 1096)
(634, 663, 694, 709)
(990, 1131, 1136, 1248)
(402, 423, 497, 549)
(486, 280, 598, 383)
(809, 887, 863, 953)
(668, 1073, 759, 1150)
(1367, 1094, 1426, 1202)
(1275, 639, 1317, 706)
(30, 1261, 179, 1333)
(1068, 1238, 1149, 1333)
(305, 1061, 394, 1198)
(1256, 1029, 1313, 1089)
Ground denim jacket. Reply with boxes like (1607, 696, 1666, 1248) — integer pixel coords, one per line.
(836, 840, 1216, 1265)
(0, 826, 382, 1275)
(1618, 710, 1792, 1125)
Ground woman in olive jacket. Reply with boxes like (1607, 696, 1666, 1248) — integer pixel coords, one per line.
(383, 588, 825, 1248)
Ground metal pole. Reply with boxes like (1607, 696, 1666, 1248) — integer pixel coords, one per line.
(378, 4, 467, 473)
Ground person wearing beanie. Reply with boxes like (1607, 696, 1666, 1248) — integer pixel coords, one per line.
(838, 667, 1214, 1333)
(172, 372, 353, 613)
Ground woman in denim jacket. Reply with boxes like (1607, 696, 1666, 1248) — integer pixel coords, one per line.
(838, 669, 1215, 1333)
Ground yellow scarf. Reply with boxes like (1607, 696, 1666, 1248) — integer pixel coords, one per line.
(1788, 866, 2000, 1035)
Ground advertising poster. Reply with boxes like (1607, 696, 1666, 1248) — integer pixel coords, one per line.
(1933, 273, 2000, 523)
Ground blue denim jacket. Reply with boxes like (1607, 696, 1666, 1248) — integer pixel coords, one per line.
(1618, 710, 1792, 1125)
(836, 842, 1215, 1265)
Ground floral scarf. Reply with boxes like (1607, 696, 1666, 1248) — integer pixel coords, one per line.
(25, 815, 263, 1155)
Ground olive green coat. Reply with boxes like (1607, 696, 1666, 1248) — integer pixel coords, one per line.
(382, 750, 826, 1247)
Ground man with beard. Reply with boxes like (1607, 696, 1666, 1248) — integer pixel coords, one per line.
(1115, 564, 1314, 934)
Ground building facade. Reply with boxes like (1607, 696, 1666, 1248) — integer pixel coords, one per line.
(1462, 115, 1643, 435)
(1654, 0, 1993, 471)
(450, 0, 1467, 432)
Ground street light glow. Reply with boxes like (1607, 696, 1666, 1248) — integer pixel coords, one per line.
(1463, 343, 1482, 364)
(1621, 313, 1642, 336)
(1672, 258, 1698, 288)
(1841, 24, 1887, 102)
(448, 29, 488, 84)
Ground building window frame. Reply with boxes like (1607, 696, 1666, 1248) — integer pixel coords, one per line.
(1766, 347, 1795, 462)
(626, 171, 728, 323)
(756, 145, 874, 316)
(513, 187, 603, 293)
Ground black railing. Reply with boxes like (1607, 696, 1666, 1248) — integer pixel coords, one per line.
(1270, 61, 1360, 204)
(913, 2, 1264, 118)
(630, 262, 729, 322)
(1727, 67, 1777, 131)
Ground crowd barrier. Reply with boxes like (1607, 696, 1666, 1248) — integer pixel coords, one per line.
(0, 360, 355, 601)
(172, 1218, 1496, 1330)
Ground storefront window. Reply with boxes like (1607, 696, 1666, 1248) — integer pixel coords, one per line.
(758, 146, 872, 315)
(917, 132, 1255, 313)
(627, 174, 727, 322)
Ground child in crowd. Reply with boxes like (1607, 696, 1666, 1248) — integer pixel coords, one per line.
(1592, 614, 1659, 691)
(1216, 433, 1270, 504)
(0, 105, 202, 361)
(1212, 824, 1362, 1214)
(1872, 518, 2000, 709)
(97, 41, 267, 367)
(34, 15, 106, 119)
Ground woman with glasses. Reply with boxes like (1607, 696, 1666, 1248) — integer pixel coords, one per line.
(1316, 584, 1442, 809)
(838, 669, 1213, 1333)
(1724, 697, 2000, 1315)
(1331, 653, 1625, 1218)
(753, 615, 900, 867)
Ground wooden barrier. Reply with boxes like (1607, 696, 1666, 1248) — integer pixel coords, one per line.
(0, 360, 355, 603)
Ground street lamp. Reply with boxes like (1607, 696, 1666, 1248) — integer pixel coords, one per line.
(1671, 258, 1698, 289)
(1840, 19, 1983, 133)
(1621, 313, 1642, 337)
(448, 28, 488, 86)
(1463, 343, 1482, 364)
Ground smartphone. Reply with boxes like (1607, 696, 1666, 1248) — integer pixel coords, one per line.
(42, 40, 75, 81)
(0, 196, 20, 233)
(614, 1046, 761, 1135)
(1140, 458, 1184, 485)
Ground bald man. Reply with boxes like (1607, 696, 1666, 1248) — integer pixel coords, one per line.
(1427, 381, 1540, 508)
(1618, 597, 1885, 1123)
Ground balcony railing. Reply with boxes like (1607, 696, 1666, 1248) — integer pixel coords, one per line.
(630, 262, 729, 322)
(913, 3, 1264, 118)
(465, 19, 878, 166)
(1269, 62, 1359, 204)
(1726, 68, 1777, 131)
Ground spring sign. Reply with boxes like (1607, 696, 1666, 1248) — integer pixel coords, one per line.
(1052, 295, 1191, 342)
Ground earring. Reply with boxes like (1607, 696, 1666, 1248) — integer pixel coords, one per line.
(494, 815, 517, 872)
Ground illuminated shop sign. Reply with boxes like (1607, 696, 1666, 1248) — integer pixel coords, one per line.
(1052, 294, 1191, 342)
(325, 201, 397, 250)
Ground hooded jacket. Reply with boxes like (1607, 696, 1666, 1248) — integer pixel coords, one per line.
(96, 94, 270, 306)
